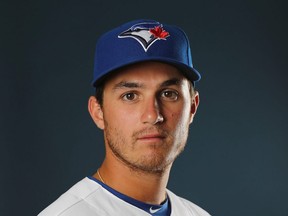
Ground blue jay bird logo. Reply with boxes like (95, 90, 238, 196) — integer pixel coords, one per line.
(118, 21, 170, 52)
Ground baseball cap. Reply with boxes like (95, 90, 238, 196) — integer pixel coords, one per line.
(92, 19, 201, 87)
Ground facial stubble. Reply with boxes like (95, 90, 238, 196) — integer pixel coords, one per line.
(103, 120, 189, 175)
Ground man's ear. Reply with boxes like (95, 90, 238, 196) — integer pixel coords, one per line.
(189, 91, 200, 124)
(88, 96, 104, 130)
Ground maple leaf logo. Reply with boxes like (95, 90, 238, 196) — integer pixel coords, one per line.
(150, 26, 169, 39)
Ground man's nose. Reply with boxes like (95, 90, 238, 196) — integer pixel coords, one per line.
(141, 97, 164, 125)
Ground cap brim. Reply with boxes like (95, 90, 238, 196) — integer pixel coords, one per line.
(93, 58, 200, 87)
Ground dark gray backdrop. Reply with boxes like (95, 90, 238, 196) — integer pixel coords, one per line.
(1, 0, 287, 215)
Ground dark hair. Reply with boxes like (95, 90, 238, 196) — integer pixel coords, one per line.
(95, 83, 105, 107)
(94, 69, 117, 107)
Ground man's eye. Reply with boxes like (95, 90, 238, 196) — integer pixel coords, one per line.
(161, 90, 178, 101)
(122, 92, 137, 101)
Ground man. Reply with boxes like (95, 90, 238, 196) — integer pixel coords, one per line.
(39, 19, 210, 216)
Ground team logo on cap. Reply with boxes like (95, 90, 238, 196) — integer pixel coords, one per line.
(118, 21, 170, 52)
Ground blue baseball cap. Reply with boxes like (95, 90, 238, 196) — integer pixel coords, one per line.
(92, 19, 201, 87)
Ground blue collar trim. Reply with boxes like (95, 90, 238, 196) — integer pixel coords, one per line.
(88, 176, 171, 215)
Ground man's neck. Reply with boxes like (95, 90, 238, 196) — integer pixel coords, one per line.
(93, 158, 172, 205)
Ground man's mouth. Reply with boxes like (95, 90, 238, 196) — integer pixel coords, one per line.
(133, 127, 168, 143)
(137, 133, 166, 142)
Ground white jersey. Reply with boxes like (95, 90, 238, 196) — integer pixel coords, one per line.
(38, 177, 210, 216)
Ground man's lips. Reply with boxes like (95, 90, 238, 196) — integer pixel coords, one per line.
(137, 133, 166, 141)
(133, 127, 168, 142)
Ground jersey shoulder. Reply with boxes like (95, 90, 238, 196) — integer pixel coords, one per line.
(167, 190, 211, 216)
(38, 177, 105, 216)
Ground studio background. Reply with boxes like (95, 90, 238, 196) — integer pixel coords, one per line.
(1, 0, 287, 215)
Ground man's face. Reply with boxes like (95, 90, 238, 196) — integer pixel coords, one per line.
(90, 62, 199, 174)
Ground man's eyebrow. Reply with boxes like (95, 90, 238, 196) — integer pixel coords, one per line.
(113, 81, 144, 90)
(160, 78, 182, 87)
